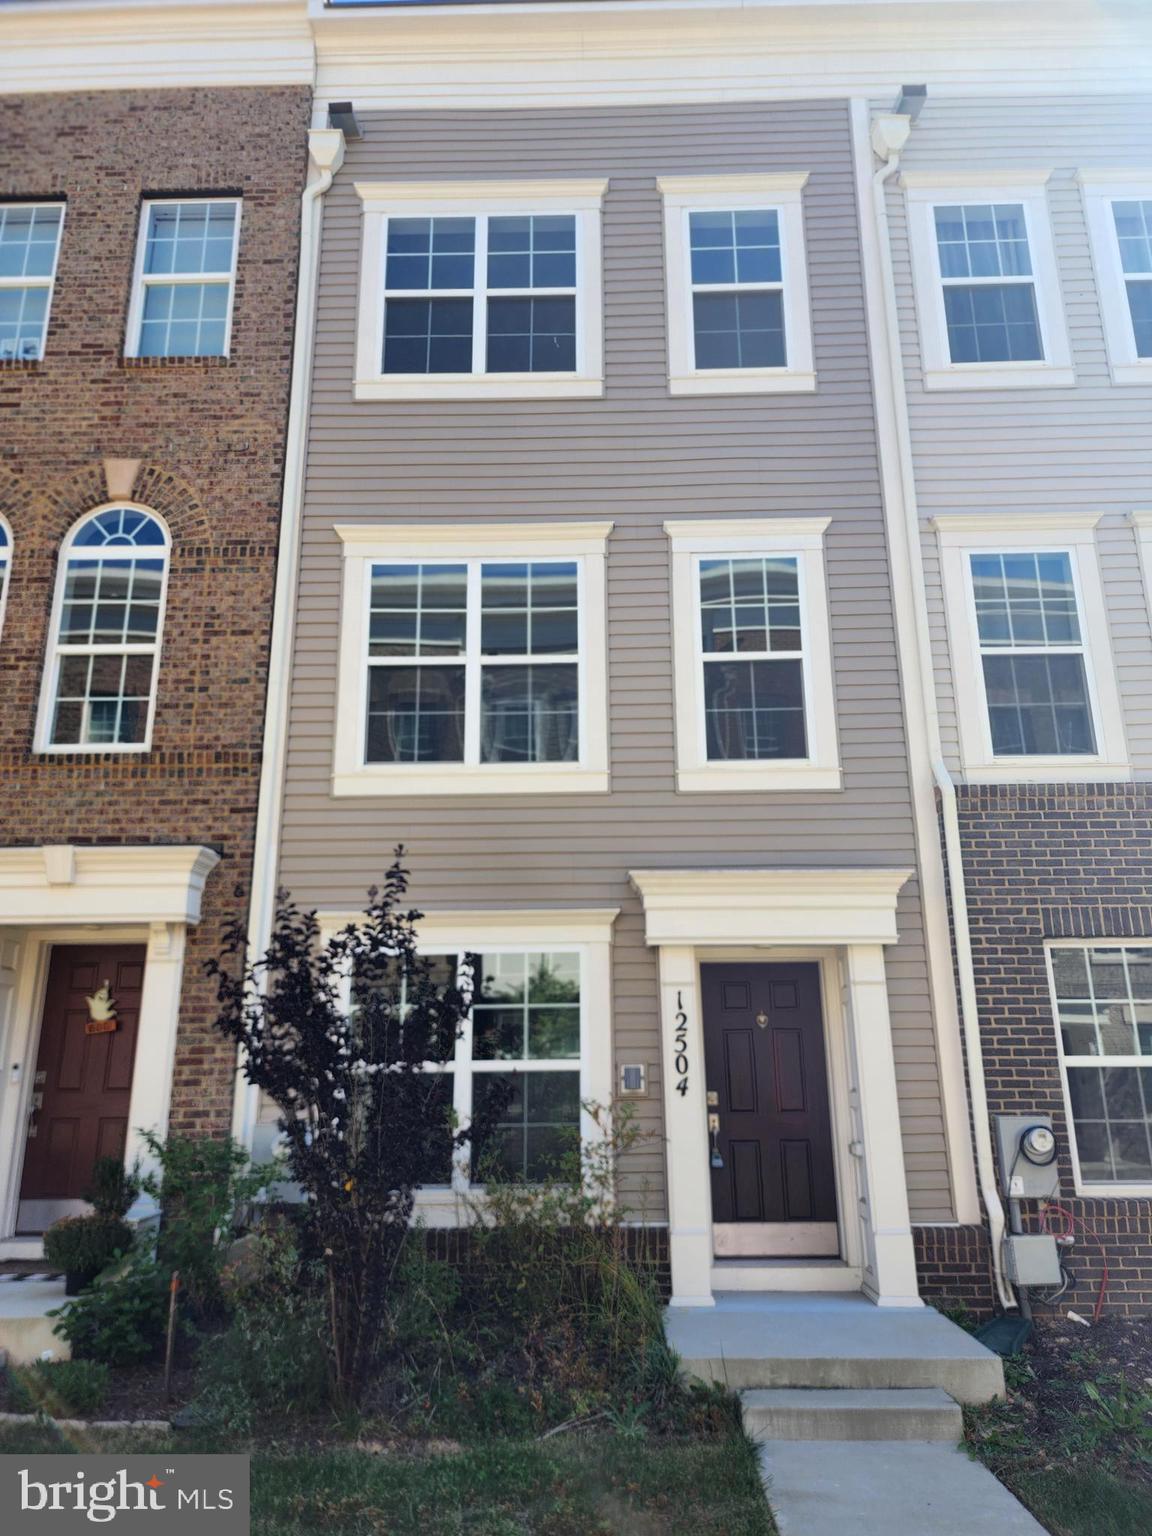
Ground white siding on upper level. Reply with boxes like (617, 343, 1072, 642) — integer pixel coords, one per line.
(884, 93, 1152, 778)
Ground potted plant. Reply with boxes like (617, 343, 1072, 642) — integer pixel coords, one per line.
(43, 1157, 139, 1295)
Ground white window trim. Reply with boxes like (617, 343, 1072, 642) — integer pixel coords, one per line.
(933, 511, 1129, 783)
(0, 513, 11, 645)
(0, 201, 65, 363)
(353, 179, 607, 402)
(315, 907, 618, 1225)
(124, 196, 242, 360)
(902, 171, 1074, 391)
(1045, 939, 1152, 1199)
(34, 501, 171, 756)
(333, 520, 611, 796)
(665, 517, 840, 792)
(1079, 170, 1152, 385)
(657, 173, 815, 396)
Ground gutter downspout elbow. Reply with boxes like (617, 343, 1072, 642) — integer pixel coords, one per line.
(231, 125, 346, 1155)
(868, 113, 1013, 1312)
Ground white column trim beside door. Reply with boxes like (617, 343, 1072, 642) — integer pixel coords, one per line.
(655, 944, 714, 1307)
(123, 921, 189, 1217)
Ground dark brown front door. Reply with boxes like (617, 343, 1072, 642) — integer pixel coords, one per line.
(17, 945, 145, 1234)
(702, 961, 837, 1258)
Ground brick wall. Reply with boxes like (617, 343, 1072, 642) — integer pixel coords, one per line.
(0, 87, 312, 1134)
(934, 783, 1152, 1316)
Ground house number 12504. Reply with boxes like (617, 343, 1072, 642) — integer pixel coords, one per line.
(673, 990, 689, 1097)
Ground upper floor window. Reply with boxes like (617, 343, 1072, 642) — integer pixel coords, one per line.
(1081, 174, 1152, 384)
(333, 522, 611, 795)
(666, 518, 839, 792)
(933, 512, 1127, 782)
(37, 506, 169, 753)
(1048, 943, 1152, 1194)
(354, 180, 606, 401)
(0, 518, 10, 639)
(904, 174, 1073, 390)
(0, 202, 64, 361)
(658, 174, 814, 396)
(126, 198, 240, 359)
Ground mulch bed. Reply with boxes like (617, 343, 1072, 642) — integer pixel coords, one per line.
(0, 1363, 195, 1424)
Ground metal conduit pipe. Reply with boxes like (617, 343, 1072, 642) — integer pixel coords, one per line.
(866, 106, 1014, 1311)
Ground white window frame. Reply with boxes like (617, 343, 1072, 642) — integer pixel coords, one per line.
(657, 173, 815, 396)
(124, 196, 242, 360)
(35, 501, 171, 756)
(353, 179, 606, 402)
(903, 171, 1073, 391)
(0, 201, 65, 362)
(0, 514, 11, 645)
(315, 907, 618, 1225)
(1045, 940, 1152, 1199)
(665, 517, 839, 792)
(933, 511, 1128, 783)
(1080, 171, 1152, 385)
(333, 521, 611, 796)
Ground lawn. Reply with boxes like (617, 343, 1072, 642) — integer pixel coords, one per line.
(963, 1314, 1152, 1536)
(0, 1422, 775, 1536)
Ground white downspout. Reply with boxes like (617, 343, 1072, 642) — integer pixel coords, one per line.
(230, 125, 346, 1154)
(861, 104, 1014, 1311)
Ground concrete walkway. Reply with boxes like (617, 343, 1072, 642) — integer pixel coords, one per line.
(758, 1439, 1047, 1536)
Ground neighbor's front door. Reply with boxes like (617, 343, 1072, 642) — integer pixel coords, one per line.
(17, 945, 145, 1234)
(701, 961, 838, 1258)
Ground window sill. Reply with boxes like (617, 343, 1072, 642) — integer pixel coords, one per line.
(1074, 1182, 1152, 1201)
(34, 742, 153, 757)
(353, 375, 603, 402)
(676, 764, 842, 793)
(922, 364, 1075, 392)
(120, 354, 230, 369)
(1111, 361, 1152, 385)
(669, 369, 816, 397)
(332, 766, 610, 797)
(960, 760, 1132, 785)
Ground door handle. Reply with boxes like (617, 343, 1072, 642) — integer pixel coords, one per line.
(708, 1111, 724, 1169)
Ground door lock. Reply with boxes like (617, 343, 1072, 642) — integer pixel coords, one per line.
(708, 1111, 724, 1169)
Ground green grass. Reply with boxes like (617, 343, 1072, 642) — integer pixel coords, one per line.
(995, 1464, 1152, 1536)
(0, 1423, 774, 1536)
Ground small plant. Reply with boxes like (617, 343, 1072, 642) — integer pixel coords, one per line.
(5, 1359, 110, 1418)
(86, 1156, 140, 1221)
(1083, 1379, 1152, 1457)
(50, 1254, 169, 1366)
(43, 1215, 133, 1296)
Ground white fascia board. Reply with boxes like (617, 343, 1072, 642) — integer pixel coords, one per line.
(0, 845, 219, 926)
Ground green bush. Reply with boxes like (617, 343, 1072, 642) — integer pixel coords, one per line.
(85, 1156, 139, 1220)
(50, 1255, 169, 1366)
(192, 1228, 329, 1432)
(43, 1216, 133, 1284)
(6, 1359, 110, 1418)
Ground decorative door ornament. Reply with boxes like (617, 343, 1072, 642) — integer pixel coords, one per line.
(85, 980, 119, 1036)
(755, 1011, 769, 1030)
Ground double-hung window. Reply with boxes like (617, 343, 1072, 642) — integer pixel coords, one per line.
(1048, 944, 1152, 1195)
(934, 513, 1127, 781)
(354, 180, 606, 400)
(904, 175, 1073, 389)
(37, 505, 170, 753)
(0, 202, 64, 362)
(1081, 174, 1152, 383)
(126, 198, 241, 358)
(666, 518, 840, 792)
(334, 522, 611, 795)
(658, 174, 815, 395)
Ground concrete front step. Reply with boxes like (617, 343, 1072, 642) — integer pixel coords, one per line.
(666, 1293, 1005, 1405)
(742, 1387, 963, 1442)
(0, 1279, 70, 1364)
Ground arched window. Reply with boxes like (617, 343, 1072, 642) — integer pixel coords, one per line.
(39, 506, 170, 751)
(0, 518, 10, 640)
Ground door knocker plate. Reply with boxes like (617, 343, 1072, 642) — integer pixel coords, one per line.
(755, 1011, 769, 1029)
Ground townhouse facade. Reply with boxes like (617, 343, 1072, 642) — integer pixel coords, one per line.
(0, 20, 314, 1249)
(2, 0, 1150, 1320)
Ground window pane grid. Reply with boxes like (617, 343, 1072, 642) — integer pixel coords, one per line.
(365, 559, 582, 767)
(47, 509, 166, 750)
(933, 202, 1043, 364)
(382, 212, 580, 378)
(1053, 945, 1152, 1186)
(0, 204, 64, 362)
(688, 208, 787, 371)
(135, 200, 238, 359)
(1113, 201, 1152, 358)
(970, 551, 1096, 758)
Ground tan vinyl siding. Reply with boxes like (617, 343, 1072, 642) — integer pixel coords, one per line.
(282, 99, 954, 1221)
(886, 94, 1152, 773)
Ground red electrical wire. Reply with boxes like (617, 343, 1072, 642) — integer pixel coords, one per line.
(1040, 1200, 1109, 1322)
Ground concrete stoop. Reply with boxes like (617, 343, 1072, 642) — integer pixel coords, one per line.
(742, 1386, 963, 1441)
(0, 1279, 70, 1364)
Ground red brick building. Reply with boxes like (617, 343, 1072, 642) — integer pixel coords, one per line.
(0, 83, 311, 1244)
